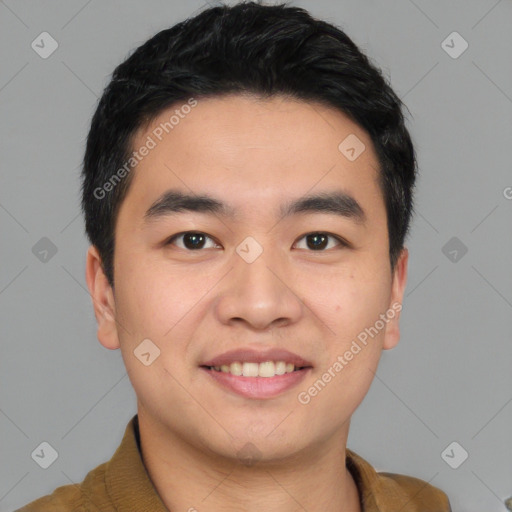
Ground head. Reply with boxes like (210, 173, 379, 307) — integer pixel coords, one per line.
(84, 2, 414, 463)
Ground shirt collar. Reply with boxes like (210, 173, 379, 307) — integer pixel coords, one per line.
(346, 447, 383, 511)
(105, 414, 391, 512)
(105, 414, 168, 511)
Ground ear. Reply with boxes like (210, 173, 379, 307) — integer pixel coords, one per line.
(382, 247, 409, 350)
(85, 245, 120, 350)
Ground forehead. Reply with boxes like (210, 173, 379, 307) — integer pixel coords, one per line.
(119, 94, 384, 224)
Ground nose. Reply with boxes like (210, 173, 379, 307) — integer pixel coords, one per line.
(213, 243, 303, 331)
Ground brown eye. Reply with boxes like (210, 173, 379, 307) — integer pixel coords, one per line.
(166, 232, 219, 250)
(294, 232, 345, 251)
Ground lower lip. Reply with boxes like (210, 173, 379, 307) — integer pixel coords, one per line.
(201, 367, 312, 399)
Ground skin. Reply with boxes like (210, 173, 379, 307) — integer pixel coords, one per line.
(86, 93, 408, 512)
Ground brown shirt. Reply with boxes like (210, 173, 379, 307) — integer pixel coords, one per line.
(16, 415, 451, 511)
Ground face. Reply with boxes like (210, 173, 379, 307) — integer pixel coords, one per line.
(86, 94, 408, 462)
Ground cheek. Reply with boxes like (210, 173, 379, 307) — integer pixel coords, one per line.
(310, 270, 390, 342)
(113, 254, 214, 370)
(298, 280, 390, 428)
(114, 249, 184, 329)
(112, 261, 198, 406)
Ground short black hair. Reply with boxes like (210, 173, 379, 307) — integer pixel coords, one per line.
(81, 1, 416, 288)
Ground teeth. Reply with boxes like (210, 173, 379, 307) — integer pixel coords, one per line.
(230, 362, 242, 376)
(209, 361, 303, 377)
(258, 361, 275, 377)
(242, 362, 259, 377)
(275, 361, 286, 375)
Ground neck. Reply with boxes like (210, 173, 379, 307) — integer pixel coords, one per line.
(137, 409, 362, 512)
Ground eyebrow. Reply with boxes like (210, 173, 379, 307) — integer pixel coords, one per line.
(143, 188, 366, 225)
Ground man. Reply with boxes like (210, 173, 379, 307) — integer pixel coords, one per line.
(17, 2, 451, 511)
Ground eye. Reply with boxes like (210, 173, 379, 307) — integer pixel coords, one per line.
(165, 231, 220, 250)
(294, 232, 347, 251)
(164, 231, 347, 252)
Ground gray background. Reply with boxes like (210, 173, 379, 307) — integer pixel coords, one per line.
(1, 1, 511, 511)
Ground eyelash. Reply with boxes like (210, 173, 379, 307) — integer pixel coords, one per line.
(165, 231, 348, 251)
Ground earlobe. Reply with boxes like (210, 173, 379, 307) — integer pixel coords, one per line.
(382, 247, 409, 350)
(85, 245, 120, 350)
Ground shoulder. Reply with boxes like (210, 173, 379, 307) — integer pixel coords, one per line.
(346, 448, 451, 512)
(377, 471, 452, 511)
(14, 461, 108, 512)
(14, 483, 84, 512)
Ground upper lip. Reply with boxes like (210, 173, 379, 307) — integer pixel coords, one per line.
(201, 348, 313, 368)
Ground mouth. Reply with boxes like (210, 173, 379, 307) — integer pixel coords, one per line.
(199, 348, 313, 399)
